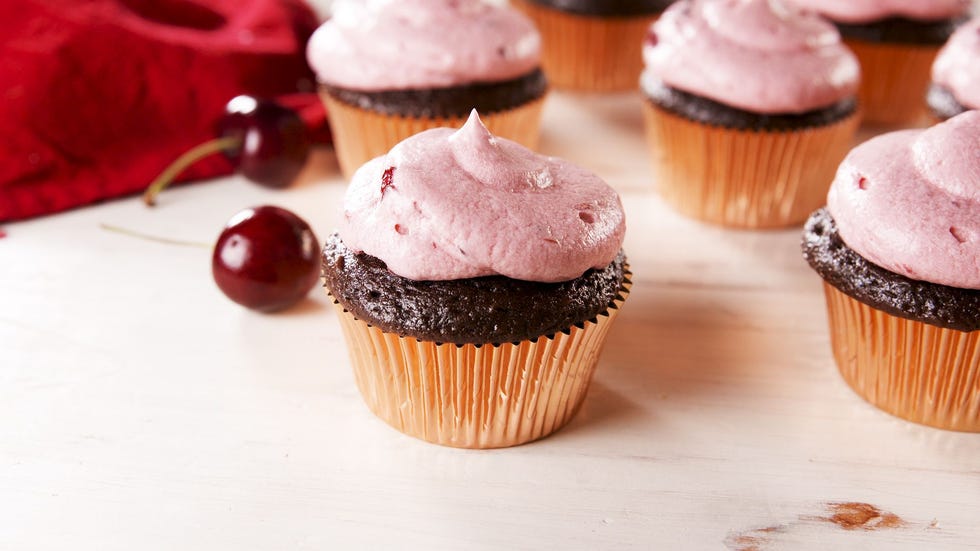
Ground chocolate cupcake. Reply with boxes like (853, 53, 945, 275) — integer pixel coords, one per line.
(802, 111, 980, 432)
(322, 112, 630, 448)
(512, 0, 677, 91)
(787, 0, 972, 126)
(928, 17, 980, 121)
(306, 0, 547, 178)
(641, 0, 861, 228)
(323, 238, 627, 346)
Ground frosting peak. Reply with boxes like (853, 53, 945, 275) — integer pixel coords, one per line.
(932, 18, 980, 110)
(642, 0, 860, 114)
(448, 111, 553, 192)
(339, 112, 626, 283)
(827, 111, 980, 289)
(307, 0, 541, 91)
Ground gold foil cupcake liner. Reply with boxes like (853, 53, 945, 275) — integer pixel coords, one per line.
(330, 271, 631, 449)
(642, 101, 860, 228)
(823, 283, 980, 432)
(844, 39, 939, 127)
(512, 0, 656, 92)
(321, 93, 546, 179)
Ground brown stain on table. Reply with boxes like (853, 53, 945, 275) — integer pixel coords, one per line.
(724, 525, 784, 551)
(726, 502, 909, 550)
(727, 533, 765, 551)
(820, 502, 906, 530)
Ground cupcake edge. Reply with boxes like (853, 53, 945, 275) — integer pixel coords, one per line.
(642, 100, 859, 228)
(823, 280, 980, 432)
(322, 233, 630, 345)
(327, 267, 632, 448)
(804, 210, 980, 432)
(512, 0, 659, 91)
(802, 208, 980, 333)
(321, 93, 546, 179)
(642, 80, 859, 131)
(834, 15, 968, 46)
(319, 69, 548, 119)
(521, 0, 674, 17)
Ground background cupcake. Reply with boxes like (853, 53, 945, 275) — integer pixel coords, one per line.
(928, 17, 980, 121)
(307, 0, 547, 178)
(787, 0, 972, 126)
(641, 0, 860, 229)
(322, 112, 630, 449)
(512, 0, 677, 92)
(802, 111, 980, 432)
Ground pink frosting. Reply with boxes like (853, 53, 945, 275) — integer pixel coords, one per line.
(338, 112, 626, 283)
(785, 0, 969, 24)
(827, 111, 980, 290)
(933, 18, 980, 110)
(306, 0, 541, 91)
(641, 0, 860, 114)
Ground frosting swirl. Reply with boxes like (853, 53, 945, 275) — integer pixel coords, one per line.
(827, 111, 980, 290)
(641, 0, 860, 114)
(785, 0, 970, 24)
(306, 0, 541, 91)
(339, 112, 626, 283)
(932, 18, 980, 110)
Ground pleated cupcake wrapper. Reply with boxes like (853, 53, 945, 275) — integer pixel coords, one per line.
(823, 283, 980, 432)
(513, 0, 656, 92)
(331, 273, 631, 449)
(642, 102, 859, 228)
(844, 39, 939, 127)
(321, 93, 545, 179)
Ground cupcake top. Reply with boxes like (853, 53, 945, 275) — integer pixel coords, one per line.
(306, 0, 541, 91)
(932, 17, 980, 110)
(641, 0, 860, 114)
(826, 111, 980, 290)
(338, 111, 626, 283)
(785, 0, 970, 24)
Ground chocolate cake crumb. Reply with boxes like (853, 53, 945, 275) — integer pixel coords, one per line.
(835, 16, 966, 46)
(321, 69, 547, 119)
(802, 208, 980, 332)
(322, 233, 628, 345)
(525, 0, 675, 17)
(644, 81, 857, 131)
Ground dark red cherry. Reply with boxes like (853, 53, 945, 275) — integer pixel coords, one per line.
(143, 95, 317, 206)
(219, 95, 311, 189)
(212, 205, 321, 312)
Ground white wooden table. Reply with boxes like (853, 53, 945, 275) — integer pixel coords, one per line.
(2, 89, 978, 550)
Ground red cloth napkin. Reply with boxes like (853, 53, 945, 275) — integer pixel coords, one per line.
(0, 0, 321, 223)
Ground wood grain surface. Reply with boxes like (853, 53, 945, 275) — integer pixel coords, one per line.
(2, 69, 979, 551)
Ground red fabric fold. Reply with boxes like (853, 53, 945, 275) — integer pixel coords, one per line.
(0, 0, 320, 222)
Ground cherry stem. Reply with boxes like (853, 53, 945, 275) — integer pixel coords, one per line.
(99, 223, 211, 249)
(143, 136, 241, 207)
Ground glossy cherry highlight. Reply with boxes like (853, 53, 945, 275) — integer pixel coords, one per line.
(219, 95, 310, 189)
(143, 95, 311, 206)
(212, 205, 321, 312)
